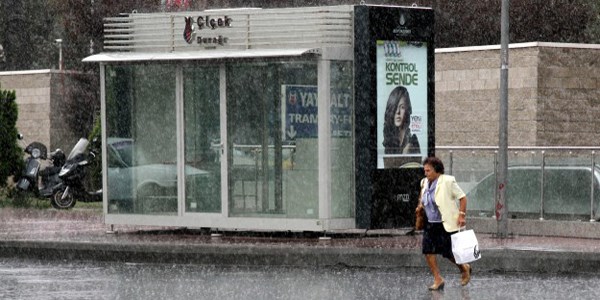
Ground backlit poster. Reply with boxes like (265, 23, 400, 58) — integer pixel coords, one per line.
(376, 40, 428, 169)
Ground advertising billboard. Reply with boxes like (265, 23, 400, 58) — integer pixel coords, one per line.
(376, 40, 428, 169)
(353, 5, 434, 229)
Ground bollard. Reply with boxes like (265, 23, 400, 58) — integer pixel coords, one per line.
(591, 151, 596, 223)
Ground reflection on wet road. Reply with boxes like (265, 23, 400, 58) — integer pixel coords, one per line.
(1, 258, 599, 300)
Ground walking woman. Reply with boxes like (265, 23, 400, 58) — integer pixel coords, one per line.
(416, 156, 471, 290)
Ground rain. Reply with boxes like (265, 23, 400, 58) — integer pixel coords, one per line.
(2, 258, 600, 299)
(2, 0, 600, 299)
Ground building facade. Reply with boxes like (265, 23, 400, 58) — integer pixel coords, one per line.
(435, 42, 600, 147)
(0, 70, 98, 154)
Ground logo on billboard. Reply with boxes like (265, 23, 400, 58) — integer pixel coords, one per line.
(384, 41, 402, 58)
(394, 12, 412, 36)
(399, 14, 406, 26)
(395, 193, 410, 202)
(183, 17, 196, 44)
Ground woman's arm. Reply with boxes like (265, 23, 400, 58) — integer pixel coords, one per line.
(416, 178, 425, 210)
(457, 196, 467, 227)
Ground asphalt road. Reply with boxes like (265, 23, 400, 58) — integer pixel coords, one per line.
(1, 257, 599, 300)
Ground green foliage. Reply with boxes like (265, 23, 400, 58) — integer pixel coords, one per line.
(0, 84, 23, 187)
(88, 112, 102, 143)
(0, 185, 51, 209)
(433, 0, 600, 48)
(65, 73, 100, 139)
(584, 0, 600, 44)
(2, 0, 600, 72)
(87, 113, 102, 191)
(0, 186, 10, 207)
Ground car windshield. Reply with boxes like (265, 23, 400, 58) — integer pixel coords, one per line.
(109, 139, 134, 167)
(66, 138, 89, 161)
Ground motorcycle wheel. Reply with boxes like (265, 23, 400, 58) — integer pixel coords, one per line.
(51, 190, 77, 209)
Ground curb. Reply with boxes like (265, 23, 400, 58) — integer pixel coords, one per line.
(2, 240, 600, 274)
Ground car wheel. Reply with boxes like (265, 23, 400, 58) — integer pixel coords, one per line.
(51, 189, 76, 209)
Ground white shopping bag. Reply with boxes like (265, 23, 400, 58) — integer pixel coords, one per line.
(451, 228, 481, 264)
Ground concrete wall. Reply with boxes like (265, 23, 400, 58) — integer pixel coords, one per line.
(435, 42, 600, 147)
(0, 70, 99, 154)
(537, 46, 600, 146)
(0, 70, 53, 148)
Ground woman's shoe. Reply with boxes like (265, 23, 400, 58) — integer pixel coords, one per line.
(428, 280, 445, 291)
(461, 264, 471, 286)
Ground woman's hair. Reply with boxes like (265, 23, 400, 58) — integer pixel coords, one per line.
(382, 86, 412, 149)
(423, 156, 445, 174)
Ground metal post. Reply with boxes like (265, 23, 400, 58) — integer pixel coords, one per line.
(0, 44, 5, 63)
(494, 150, 498, 216)
(540, 151, 545, 221)
(55, 39, 63, 70)
(591, 151, 596, 222)
(496, 0, 510, 237)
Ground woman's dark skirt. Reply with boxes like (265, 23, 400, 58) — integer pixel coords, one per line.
(422, 222, 456, 259)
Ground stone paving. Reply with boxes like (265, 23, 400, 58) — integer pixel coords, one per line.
(2, 207, 600, 273)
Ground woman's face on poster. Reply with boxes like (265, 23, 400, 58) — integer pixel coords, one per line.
(394, 97, 408, 127)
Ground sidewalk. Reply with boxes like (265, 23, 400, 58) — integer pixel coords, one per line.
(1, 207, 600, 273)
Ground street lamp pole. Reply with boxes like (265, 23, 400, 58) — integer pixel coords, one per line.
(55, 39, 63, 71)
(0, 44, 5, 63)
(497, 0, 510, 237)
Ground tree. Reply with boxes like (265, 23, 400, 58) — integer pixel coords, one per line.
(50, 0, 162, 72)
(433, 0, 598, 48)
(0, 0, 58, 71)
(2, 0, 600, 72)
(0, 84, 23, 187)
(583, 0, 600, 44)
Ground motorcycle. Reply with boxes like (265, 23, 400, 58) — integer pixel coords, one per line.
(53, 138, 102, 209)
(15, 134, 65, 199)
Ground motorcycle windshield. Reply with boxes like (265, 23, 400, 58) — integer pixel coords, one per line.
(66, 138, 90, 161)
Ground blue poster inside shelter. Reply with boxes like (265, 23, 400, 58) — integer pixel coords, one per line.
(281, 85, 352, 140)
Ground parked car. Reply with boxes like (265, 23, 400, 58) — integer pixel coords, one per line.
(106, 138, 210, 213)
(466, 165, 600, 220)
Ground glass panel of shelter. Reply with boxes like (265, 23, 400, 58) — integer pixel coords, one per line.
(105, 59, 321, 218)
(330, 60, 355, 218)
(105, 64, 178, 215)
(183, 65, 221, 213)
(226, 60, 319, 217)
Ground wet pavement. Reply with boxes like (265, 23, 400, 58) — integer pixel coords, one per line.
(3, 257, 600, 300)
(2, 207, 600, 274)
